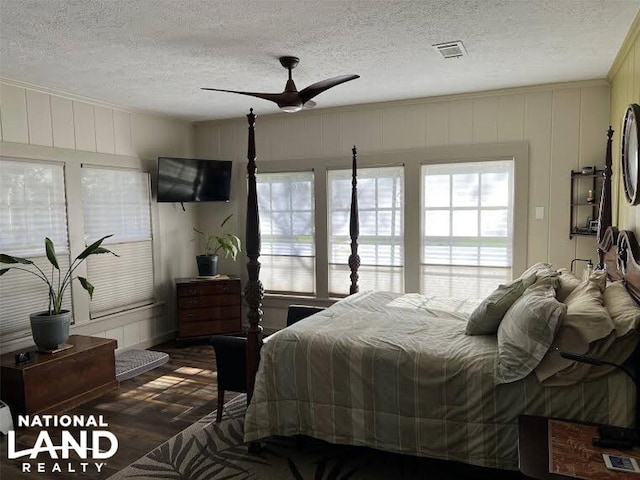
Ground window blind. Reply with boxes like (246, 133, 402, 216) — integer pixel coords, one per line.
(81, 166, 154, 317)
(328, 166, 404, 295)
(0, 159, 71, 340)
(257, 171, 315, 294)
(422, 160, 513, 300)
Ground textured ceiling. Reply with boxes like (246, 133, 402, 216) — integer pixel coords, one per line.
(1, 0, 638, 121)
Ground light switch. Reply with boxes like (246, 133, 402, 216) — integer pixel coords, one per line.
(535, 206, 545, 220)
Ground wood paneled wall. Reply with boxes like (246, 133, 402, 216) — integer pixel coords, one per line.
(0, 80, 196, 353)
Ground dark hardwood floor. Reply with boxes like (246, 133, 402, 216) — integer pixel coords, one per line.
(0, 340, 233, 480)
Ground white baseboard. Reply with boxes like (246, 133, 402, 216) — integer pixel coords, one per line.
(116, 331, 176, 353)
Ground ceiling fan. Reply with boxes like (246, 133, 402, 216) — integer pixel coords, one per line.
(202, 56, 360, 113)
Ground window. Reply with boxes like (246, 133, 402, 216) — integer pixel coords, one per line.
(422, 160, 514, 299)
(257, 171, 315, 294)
(328, 166, 404, 295)
(0, 159, 71, 340)
(81, 166, 154, 317)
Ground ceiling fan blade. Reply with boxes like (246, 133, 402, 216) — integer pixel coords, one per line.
(299, 74, 360, 104)
(201, 87, 283, 104)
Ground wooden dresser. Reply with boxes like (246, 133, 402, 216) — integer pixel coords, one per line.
(176, 277, 242, 340)
(0, 335, 118, 417)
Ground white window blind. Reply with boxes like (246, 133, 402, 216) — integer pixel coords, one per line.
(328, 166, 404, 295)
(257, 171, 315, 294)
(81, 166, 154, 317)
(0, 159, 71, 340)
(422, 160, 513, 300)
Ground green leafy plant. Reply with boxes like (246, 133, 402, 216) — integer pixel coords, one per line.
(193, 214, 242, 260)
(0, 235, 118, 315)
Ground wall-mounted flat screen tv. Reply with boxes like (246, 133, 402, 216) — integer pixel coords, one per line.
(157, 157, 232, 202)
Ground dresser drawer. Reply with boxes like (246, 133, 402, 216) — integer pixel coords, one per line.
(179, 318, 241, 337)
(178, 294, 239, 309)
(178, 305, 241, 323)
(175, 278, 242, 339)
(177, 281, 240, 297)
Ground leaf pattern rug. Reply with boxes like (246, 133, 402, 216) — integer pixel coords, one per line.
(108, 395, 519, 480)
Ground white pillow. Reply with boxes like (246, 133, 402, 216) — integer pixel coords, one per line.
(535, 278, 614, 385)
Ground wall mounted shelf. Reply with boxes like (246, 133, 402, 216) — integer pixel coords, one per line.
(569, 166, 603, 238)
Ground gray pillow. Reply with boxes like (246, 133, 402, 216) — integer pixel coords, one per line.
(465, 278, 526, 335)
(495, 284, 566, 384)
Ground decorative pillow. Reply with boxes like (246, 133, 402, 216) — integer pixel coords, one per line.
(465, 279, 527, 335)
(556, 269, 581, 302)
(535, 279, 615, 385)
(495, 284, 566, 384)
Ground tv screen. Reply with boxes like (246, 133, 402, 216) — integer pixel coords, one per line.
(157, 157, 232, 202)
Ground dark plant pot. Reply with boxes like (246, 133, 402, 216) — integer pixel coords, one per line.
(197, 254, 219, 276)
(30, 310, 71, 351)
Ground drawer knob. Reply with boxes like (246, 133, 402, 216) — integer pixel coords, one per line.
(188, 289, 197, 295)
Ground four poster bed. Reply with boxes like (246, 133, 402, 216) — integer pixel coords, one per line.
(241, 113, 640, 470)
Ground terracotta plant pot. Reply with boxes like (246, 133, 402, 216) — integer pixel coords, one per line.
(30, 310, 71, 351)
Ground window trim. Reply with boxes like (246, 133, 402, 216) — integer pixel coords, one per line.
(0, 143, 164, 342)
(256, 169, 317, 295)
(245, 142, 528, 300)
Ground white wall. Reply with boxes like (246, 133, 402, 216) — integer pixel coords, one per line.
(193, 80, 611, 330)
(0, 80, 197, 353)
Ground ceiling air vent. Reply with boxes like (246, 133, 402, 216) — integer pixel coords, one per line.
(433, 41, 467, 59)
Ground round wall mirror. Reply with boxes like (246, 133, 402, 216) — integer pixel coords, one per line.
(622, 103, 640, 205)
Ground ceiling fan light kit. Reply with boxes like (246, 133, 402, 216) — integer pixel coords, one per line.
(202, 56, 359, 113)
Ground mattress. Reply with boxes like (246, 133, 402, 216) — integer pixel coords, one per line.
(244, 291, 635, 470)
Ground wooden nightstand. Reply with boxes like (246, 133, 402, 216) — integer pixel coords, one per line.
(518, 415, 640, 479)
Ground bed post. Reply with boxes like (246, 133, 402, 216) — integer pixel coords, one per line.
(597, 126, 614, 269)
(245, 108, 263, 402)
(349, 145, 360, 295)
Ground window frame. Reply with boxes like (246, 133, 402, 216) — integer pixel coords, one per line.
(80, 164, 156, 318)
(421, 159, 515, 299)
(247, 142, 528, 303)
(0, 156, 71, 342)
(256, 170, 317, 295)
(0, 144, 164, 352)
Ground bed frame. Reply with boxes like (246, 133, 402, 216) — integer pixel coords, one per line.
(243, 112, 640, 405)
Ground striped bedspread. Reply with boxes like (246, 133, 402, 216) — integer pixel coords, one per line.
(244, 291, 635, 470)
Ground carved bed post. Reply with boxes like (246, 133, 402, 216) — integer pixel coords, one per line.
(597, 126, 614, 269)
(349, 145, 360, 295)
(245, 108, 263, 402)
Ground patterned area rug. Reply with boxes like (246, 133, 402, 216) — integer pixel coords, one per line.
(108, 395, 520, 480)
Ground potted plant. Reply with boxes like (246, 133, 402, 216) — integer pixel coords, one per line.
(193, 214, 242, 276)
(0, 235, 117, 351)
